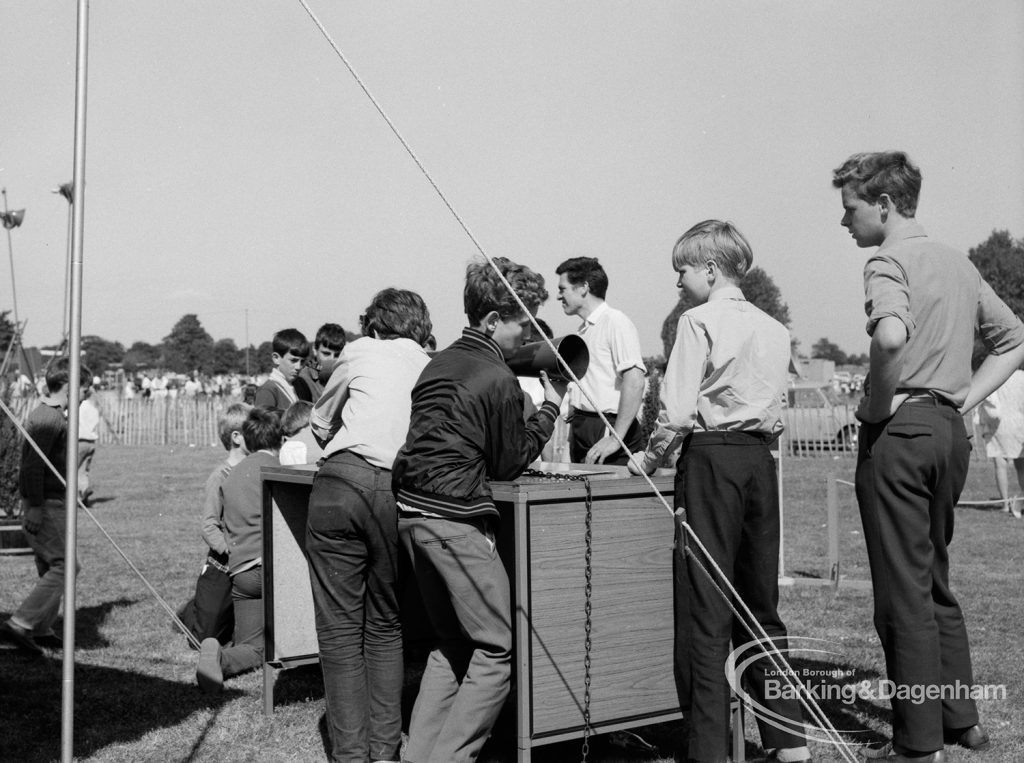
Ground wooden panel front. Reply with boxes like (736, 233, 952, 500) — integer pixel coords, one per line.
(526, 496, 679, 736)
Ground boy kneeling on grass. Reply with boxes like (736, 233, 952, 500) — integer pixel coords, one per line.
(196, 407, 282, 694)
(392, 257, 566, 763)
(629, 220, 811, 763)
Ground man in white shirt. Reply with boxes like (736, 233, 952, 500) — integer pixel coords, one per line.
(78, 385, 100, 506)
(556, 257, 646, 464)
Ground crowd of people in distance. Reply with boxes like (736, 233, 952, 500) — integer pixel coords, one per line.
(5, 151, 1019, 763)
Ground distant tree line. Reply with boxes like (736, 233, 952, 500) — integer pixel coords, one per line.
(30, 313, 360, 378)
(6, 230, 1022, 379)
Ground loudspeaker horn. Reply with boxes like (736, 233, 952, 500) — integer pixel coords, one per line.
(506, 334, 589, 382)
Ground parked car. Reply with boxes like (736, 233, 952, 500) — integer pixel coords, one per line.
(782, 382, 859, 452)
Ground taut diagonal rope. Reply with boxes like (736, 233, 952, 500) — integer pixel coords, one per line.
(0, 396, 201, 650)
(295, 4, 858, 758)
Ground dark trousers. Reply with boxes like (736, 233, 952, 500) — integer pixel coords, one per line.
(673, 431, 805, 762)
(855, 399, 978, 753)
(220, 565, 263, 677)
(569, 410, 644, 465)
(398, 514, 511, 763)
(180, 551, 234, 647)
(306, 451, 403, 763)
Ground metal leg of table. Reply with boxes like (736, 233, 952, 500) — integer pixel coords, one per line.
(263, 662, 276, 716)
(732, 697, 745, 762)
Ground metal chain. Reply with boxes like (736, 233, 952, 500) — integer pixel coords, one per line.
(581, 477, 593, 763)
(519, 469, 594, 761)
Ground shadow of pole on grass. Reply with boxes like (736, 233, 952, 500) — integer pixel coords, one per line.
(72, 596, 140, 649)
(0, 653, 242, 762)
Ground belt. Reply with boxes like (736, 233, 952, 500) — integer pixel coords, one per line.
(688, 430, 777, 446)
(572, 409, 616, 419)
(898, 389, 958, 408)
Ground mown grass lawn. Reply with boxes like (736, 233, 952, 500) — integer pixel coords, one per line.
(1, 445, 1021, 762)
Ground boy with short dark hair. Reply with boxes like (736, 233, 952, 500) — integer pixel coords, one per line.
(392, 257, 565, 763)
(1, 359, 90, 653)
(832, 151, 1024, 762)
(254, 328, 309, 414)
(294, 322, 347, 403)
(196, 407, 283, 694)
(631, 220, 810, 763)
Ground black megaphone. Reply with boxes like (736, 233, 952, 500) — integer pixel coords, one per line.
(506, 335, 589, 382)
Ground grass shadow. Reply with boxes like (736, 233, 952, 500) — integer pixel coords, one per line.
(0, 651, 243, 762)
(0, 597, 138, 651)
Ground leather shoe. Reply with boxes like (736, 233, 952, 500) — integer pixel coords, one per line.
(861, 742, 946, 762)
(944, 723, 990, 751)
(0, 619, 43, 654)
(196, 637, 224, 695)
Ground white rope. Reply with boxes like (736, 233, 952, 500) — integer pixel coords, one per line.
(0, 396, 201, 651)
(295, 4, 858, 758)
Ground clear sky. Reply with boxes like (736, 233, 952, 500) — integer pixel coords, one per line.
(2, 2, 1023, 360)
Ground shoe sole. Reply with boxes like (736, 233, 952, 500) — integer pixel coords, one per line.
(196, 638, 223, 694)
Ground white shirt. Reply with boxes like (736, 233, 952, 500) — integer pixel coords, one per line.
(311, 336, 430, 469)
(640, 287, 789, 471)
(665, 286, 789, 434)
(79, 398, 100, 442)
(279, 440, 309, 466)
(570, 301, 646, 415)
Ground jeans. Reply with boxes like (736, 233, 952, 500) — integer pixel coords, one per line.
(14, 498, 80, 635)
(306, 452, 402, 763)
(220, 565, 263, 677)
(398, 514, 511, 763)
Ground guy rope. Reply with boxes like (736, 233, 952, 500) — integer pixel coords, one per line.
(295, 2, 858, 759)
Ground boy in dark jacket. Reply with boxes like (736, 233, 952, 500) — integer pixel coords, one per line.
(393, 257, 565, 763)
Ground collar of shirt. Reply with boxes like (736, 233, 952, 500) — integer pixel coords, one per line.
(460, 327, 504, 361)
(579, 300, 610, 332)
(707, 285, 746, 303)
(878, 221, 928, 253)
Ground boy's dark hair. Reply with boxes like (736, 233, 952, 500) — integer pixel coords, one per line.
(280, 400, 313, 438)
(672, 219, 753, 280)
(555, 257, 609, 299)
(45, 358, 92, 394)
(242, 407, 284, 452)
(218, 402, 253, 450)
(464, 257, 548, 324)
(272, 329, 310, 358)
(831, 151, 922, 217)
(362, 288, 433, 346)
(314, 323, 347, 352)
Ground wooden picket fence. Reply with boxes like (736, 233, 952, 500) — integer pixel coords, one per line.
(94, 394, 230, 447)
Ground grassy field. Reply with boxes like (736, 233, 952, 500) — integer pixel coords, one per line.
(1, 445, 1021, 762)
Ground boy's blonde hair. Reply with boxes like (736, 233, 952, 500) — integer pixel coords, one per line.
(281, 400, 313, 438)
(218, 402, 252, 450)
(672, 219, 753, 280)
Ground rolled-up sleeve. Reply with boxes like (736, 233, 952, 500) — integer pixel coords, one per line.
(310, 354, 352, 444)
(864, 255, 915, 338)
(977, 276, 1024, 355)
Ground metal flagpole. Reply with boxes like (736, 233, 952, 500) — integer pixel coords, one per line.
(62, 1, 89, 760)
